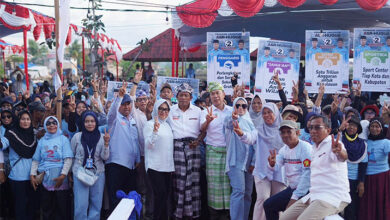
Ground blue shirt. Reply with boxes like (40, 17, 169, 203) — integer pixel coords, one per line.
(306, 47, 322, 61)
(208, 49, 224, 62)
(382, 45, 390, 52)
(333, 46, 349, 62)
(258, 55, 273, 68)
(1, 137, 32, 181)
(186, 68, 195, 79)
(347, 154, 368, 180)
(107, 97, 140, 169)
(234, 49, 249, 63)
(284, 57, 299, 72)
(366, 139, 390, 175)
(61, 119, 75, 140)
(354, 45, 370, 58)
(33, 135, 73, 171)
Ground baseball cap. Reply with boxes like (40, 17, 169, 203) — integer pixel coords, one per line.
(279, 120, 299, 130)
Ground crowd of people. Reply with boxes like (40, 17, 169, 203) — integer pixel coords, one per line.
(0, 67, 389, 220)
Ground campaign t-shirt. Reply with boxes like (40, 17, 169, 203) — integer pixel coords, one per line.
(366, 139, 390, 175)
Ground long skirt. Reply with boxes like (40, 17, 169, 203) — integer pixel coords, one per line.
(206, 145, 230, 210)
(173, 140, 201, 219)
(358, 170, 390, 220)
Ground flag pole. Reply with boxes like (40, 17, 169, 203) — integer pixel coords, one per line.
(55, 0, 62, 127)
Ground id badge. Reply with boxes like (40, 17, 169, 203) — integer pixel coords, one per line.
(86, 158, 94, 169)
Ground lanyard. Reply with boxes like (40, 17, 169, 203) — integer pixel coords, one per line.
(87, 145, 93, 159)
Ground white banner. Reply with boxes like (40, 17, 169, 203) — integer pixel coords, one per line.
(156, 76, 199, 104)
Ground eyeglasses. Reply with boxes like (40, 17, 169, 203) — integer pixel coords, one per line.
(158, 107, 170, 112)
(235, 104, 248, 109)
(364, 111, 376, 116)
(46, 121, 58, 126)
(1, 115, 11, 119)
(308, 125, 325, 131)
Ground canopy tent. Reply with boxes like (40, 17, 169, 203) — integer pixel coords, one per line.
(0, 1, 123, 85)
(174, 0, 390, 49)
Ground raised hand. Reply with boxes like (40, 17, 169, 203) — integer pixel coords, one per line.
(78, 79, 84, 91)
(383, 102, 390, 115)
(292, 80, 299, 96)
(356, 81, 362, 97)
(134, 68, 143, 84)
(153, 117, 160, 133)
(69, 95, 76, 112)
(331, 133, 342, 155)
(233, 120, 243, 137)
(318, 83, 325, 95)
(206, 106, 217, 123)
(118, 81, 128, 98)
(331, 93, 340, 114)
(339, 115, 351, 132)
(268, 149, 277, 167)
(104, 128, 110, 146)
(23, 89, 30, 100)
(232, 109, 239, 120)
(272, 71, 281, 85)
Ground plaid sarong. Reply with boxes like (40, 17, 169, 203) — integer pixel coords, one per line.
(173, 140, 201, 218)
(206, 145, 231, 210)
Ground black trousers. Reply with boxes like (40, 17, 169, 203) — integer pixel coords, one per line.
(41, 187, 71, 220)
(9, 179, 37, 220)
(147, 169, 171, 220)
(263, 187, 294, 220)
(344, 179, 359, 220)
(105, 163, 137, 214)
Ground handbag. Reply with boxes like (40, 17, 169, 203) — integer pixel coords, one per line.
(76, 166, 98, 186)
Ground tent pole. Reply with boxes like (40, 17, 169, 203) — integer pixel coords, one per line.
(181, 52, 184, 78)
(2, 51, 5, 80)
(171, 29, 175, 77)
(23, 29, 29, 90)
(54, 0, 62, 128)
(175, 39, 179, 77)
(101, 50, 104, 79)
(116, 56, 119, 81)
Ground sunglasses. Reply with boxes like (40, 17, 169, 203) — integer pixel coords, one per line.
(46, 121, 58, 126)
(1, 115, 11, 119)
(235, 104, 248, 109)
(158, 107, 170, 112)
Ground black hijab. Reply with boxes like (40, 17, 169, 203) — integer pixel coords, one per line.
(368, 117, 386, 141)
(75, 101, 88, 131)
(80, 111, 101, 166)
(5, 110, 37, 158)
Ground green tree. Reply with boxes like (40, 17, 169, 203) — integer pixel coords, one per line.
(28, 39, 48, 65)
(120, 60, 140, 79)
(66, 40, 90, 67)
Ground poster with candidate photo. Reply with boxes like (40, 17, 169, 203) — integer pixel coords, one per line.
(255, 39, 301, 100)
(207, 32, 250, 95)
(353, 28, 390, 92)
(305, 30, 350, 93)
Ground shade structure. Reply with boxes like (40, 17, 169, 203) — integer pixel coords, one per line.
(177, 0, 390, 49)
(122, 28, 208, 62)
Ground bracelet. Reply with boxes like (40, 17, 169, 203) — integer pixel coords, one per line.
(133, 82, 138, 85)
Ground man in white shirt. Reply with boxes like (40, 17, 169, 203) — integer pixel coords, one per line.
(200, 82, 232, 219)
(280, 115, 350, 220)
(168, 83, 204, 219)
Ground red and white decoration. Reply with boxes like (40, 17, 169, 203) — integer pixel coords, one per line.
(174, 0, 389, 28)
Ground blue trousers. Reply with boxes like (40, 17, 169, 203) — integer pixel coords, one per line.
(263, 187, 293, 220)
(227, 167, 253, 220)
(73, 172, 105, 220)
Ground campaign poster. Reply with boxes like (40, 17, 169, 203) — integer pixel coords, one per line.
(107, 81, 150, 101)
(353, 28, 390, 92)
(207, 32, 250, 95)
(305, 30, 350, 93)
(156, 76, 199, 104)
(254, 40, 300, 100)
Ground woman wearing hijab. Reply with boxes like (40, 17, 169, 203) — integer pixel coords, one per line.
(71, 111, 110, 220)
(30, 116, 73, 220)
(0, 111, 37, 220)
(224, 97, 256, 220)
(249, 94, 266, 127)
(340, 116, 367, 220)
(143, 99, 174, 220)
(358, 117, 390, 220)
(0, 109, 15, 218)
(68, 100, 89, 133)
(238, 103, 286, 220)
